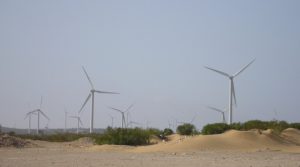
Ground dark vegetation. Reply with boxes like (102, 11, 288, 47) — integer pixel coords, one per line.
(176, 123, 198, 135)
(15, 127, 166, 146)
(7, 120, 300, 146)
(201, 120, 300, 135)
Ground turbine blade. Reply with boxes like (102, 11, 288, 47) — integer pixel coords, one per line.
(82, 66, 94, 89)
(24, 114, 29, 120)
(40, 96, 43, 109)
(79, 93, 91, 113)
(79, 118, 84, 126)
(204, 66, 230, 77)
(231, 80, 237, 106)
(125, 103, 134, 113)
(94, 90, 119, 94)
(39, 110, 50, 120)
(108, 106, 123, 113)
(234, 59, 255, 77)
(190, 114, 197, 123)
(25, 109, 38, 119)
(207, 106, 224, 113)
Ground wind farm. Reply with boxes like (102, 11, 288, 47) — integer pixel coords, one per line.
(1, 1, 300, 167)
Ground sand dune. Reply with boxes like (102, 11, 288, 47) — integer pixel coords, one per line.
(281, 128, 300, 145)
(129, 128, 300, 153)
(1, 129, 300, 167)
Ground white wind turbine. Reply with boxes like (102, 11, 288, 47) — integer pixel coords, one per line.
(27, 97, 50, 134)
(64, 109, 68, 133)
(24, 111, 36, 134)
(69, 114, 83, 134)
(108, 104, 134, 129)
(79, 66, 119, 133)
(207, 106, 226, 123)
(205, 59, 255, 124)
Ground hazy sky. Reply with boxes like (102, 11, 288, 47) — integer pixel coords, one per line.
(0, 0, 299, 130)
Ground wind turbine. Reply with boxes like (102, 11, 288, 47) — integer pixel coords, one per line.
(108, 104, 134, 129)
(24, 111, 36, 134)
(69, 114, 83, 134)
(27, 97, 50, 134)
(79, 66, 119, 133)
(207, 106, 226, 123)
(64, 109, 68, 133)
(205, 59, 255, 124)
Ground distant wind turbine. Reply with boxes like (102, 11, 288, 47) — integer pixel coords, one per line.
(205, 59, 255, 124)
(64, 109, 68, 133)
(27, 96, 50, 134)
(108, 104, 134, 129)
(79, 66, 119, 133)
(69, 114, 83, 134)
(24, 111, 36, 134)
(207, 106, 226, 123)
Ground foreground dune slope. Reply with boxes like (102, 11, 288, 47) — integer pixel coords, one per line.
(129, 128, 300, 153)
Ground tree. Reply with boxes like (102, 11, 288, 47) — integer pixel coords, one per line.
(176, 123, 197, 135)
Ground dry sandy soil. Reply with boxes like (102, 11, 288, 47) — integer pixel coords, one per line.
(1, 128, 300, 167)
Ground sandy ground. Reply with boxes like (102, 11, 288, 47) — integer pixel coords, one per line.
(1, 128, 300, 167)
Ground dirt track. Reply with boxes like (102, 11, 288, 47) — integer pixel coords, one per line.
(1, 147, 300, 167)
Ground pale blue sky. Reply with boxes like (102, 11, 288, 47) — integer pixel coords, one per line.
(0, 0, 299, 130)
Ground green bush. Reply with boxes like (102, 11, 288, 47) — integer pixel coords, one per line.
(230, 122, 243, 130)
(290, 123, 300, 130)
(17, 133, 86, 142)
(243, 120, 269, 130)
(146, 128, 162, 137)
(201, 120, 300, 135)
(163, 128, 174, 136)
(201, 123, 231, 135)
(176, 123, 197, 135)
(94, 127, 150, 146)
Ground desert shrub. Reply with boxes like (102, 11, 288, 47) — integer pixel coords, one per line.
(8, 131, 15, 136)
(201, 120, 300, 135)
(17, 133, 86, 142)
(243, 120, 269, 130)
(176, 123, 197, 135)
(163, 128, 174, 136)
(146, 128, 162, 137)
(94, 127, 150, 146)
(230, 122, 243, 130)
(290, 123, 300, 130)
(201, 123, 231, 135)
(268, 120, 289, 133)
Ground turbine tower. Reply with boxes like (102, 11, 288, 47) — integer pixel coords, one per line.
(108, 104, 134, 129)
(207, 106, 226, 123)
(79, 66, 119, 133)
(64, 110, 68, 133)
(205, 59, 255, 124)
(69, 114, 83, 134)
